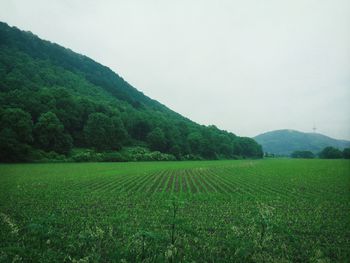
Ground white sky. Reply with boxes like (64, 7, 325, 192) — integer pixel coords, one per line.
(1, 0, 349, 139)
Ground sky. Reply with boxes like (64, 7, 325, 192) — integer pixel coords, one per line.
(1, 0, 349, 140)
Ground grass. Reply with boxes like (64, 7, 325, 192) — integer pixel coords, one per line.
(0, 159, 349, 262)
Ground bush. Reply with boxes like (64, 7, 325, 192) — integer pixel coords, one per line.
(319, 146, 343, 159)
(148, 151, 176, 161)
(343, 148, 350, 159)
(100, 152, 128, 162)
(291, 151, 315, 159)
(24, 147, 178, 163)
(119, 147, 176, 161)
(71, 149, 102, 162)
(27, 149, 67, 162)
(182, 154, 203, 161)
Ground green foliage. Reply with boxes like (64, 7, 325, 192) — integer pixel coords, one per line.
(187, 132, 202, 154)
(128, 115, 151, 141)
(235, 137, 264, 158)
(0, 159, 349, 261)
(99, 152, 127, 162)
(0, 108, 33, 143)
(120, 147, 176, 161)
(0, 108, 33, 162)
(84, 112, 126, 151)
(0, 128, 31, 162)
(319, 146, 343, 159)
(34, 111, 73, 154)
(27, 149, 67, 162)
(291, 150, 315, 159)
(147, 127, 166, 152)
(0, 22, 263, 162)
(343, 148, 350, 159)
(169, 145, 182, 160)
(71, 149, 103, 162)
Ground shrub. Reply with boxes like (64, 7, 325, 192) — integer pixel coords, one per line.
(291, 151, 315, 159)
(343, 148, 350, 159)
(71, 149, 102, 162)
(319, 147, 343, 159)
(100, 152, 128, 162)
(27, 149, 67, 162)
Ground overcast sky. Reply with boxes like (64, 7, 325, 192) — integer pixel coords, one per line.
(1, 0, 349, 139)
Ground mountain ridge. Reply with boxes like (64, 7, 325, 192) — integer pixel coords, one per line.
(254, 129, 350, 156)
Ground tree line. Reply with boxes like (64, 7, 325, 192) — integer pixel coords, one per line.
(291, 147, 350, 159)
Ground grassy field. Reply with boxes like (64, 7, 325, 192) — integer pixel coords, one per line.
(0, 159, 349, 262)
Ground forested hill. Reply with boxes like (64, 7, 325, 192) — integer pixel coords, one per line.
(0, 21, 263, 162)
(254, 129, 350, 156)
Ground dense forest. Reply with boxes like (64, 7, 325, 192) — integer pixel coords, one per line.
(0, 22, 263, 162)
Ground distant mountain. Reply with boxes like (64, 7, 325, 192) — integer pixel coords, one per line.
(254, 129, 350, 156)
(0, 21, 263, 162)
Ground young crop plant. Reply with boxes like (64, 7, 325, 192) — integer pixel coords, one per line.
(0, 159, 349, 262)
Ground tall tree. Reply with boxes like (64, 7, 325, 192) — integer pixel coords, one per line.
(343, 148, 350, 159)
(319, 146, 343, 159)
(34, 111, 72, 154)
(147, 127, 166, 152)
(84, 112, 127, 151)
(129, 116, 151, 141)
(0, 108, 33, 161)
(0, 107, 33, 143)
(187, 132, 203, 155)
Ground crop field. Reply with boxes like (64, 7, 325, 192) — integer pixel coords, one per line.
(0, 159, 349, 262)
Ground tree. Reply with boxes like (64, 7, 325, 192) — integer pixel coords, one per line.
(129, 115, 151, 141)
(51, 87, 81, 135)
(187, 132, 202, 154)
(291, 150, 315, 159)
(0, 128, 31, 162)
(110, 115, 128, 146)
(319, 146, 343, 159)
(147, 127, 166, 152)
(234, 137, 263, 158)
(343, 148, 350, 159)
(0, 107, 33, 143)
(34, 111, 72, 154)
(0, 108, 33, 162)
(84, 112, 127, 151)
(169, 145, 182, 160)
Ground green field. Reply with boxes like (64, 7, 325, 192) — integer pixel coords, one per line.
(0, 159, 349, 262)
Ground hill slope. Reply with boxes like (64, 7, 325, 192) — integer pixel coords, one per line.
(254, 129, 350, 156)
(0, 22, 263, 162)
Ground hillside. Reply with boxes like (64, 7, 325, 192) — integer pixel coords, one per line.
(254, 129, 350, 156)
(0, 21, 263, 162)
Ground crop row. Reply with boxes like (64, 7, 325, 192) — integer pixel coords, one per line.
(74, 167, 325, 200)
